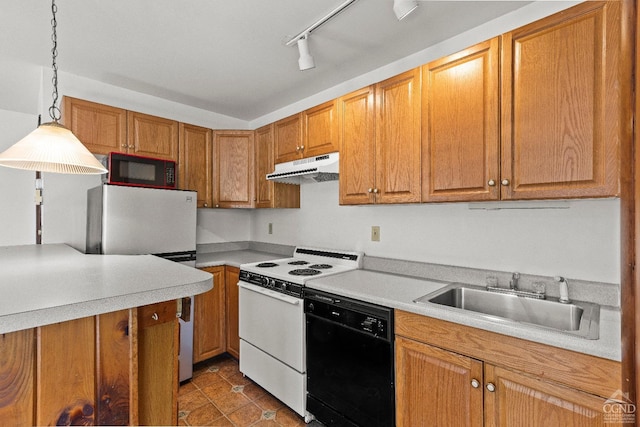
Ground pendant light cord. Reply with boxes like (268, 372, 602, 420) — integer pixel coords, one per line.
(49, 0, 61, 123)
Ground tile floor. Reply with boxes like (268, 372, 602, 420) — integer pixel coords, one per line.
(178, 354, 307, 426)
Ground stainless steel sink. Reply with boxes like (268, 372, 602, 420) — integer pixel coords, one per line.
(414, 284, 600, 339)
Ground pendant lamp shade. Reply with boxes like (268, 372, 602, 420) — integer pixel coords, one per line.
(0, 122, 107, 174)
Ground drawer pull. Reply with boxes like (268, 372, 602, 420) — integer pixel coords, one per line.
(151, 312, 159, 321)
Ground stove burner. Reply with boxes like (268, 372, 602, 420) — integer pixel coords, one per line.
(308, 264, 333, 270)
(289, 268, 321, 276)
(288, 260, 310, 266)
(256, 262, 279, 268)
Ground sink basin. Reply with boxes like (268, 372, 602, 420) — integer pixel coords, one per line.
(414, 284, 600, 339)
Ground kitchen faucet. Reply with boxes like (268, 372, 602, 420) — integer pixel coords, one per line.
(510, 272, 520, 290)
(554, 276, 571, 304)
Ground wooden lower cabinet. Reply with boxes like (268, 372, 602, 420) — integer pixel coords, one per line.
(194, 265, 241, 361)
(225, 266, 241, 359)
(193, 266, 226, 362)
(0, 302, 179, 426)
(395, 310, 622, 427)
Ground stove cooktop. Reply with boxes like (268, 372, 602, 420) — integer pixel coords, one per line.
(239, 247, 364, 295)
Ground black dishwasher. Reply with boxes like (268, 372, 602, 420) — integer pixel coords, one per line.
(304, 289, 394, 427)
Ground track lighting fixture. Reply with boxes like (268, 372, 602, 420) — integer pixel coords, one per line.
(393, 0, 419, 21)
(297, 34, 315, 71)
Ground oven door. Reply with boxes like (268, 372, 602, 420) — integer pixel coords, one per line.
(238, 281, 304, 371)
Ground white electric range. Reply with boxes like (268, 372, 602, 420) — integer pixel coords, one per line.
(237, 247, 363, 422)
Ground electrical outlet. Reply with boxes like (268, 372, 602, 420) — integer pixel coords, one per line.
(371, 226, 380, 242)
(268, 223, 273, 234)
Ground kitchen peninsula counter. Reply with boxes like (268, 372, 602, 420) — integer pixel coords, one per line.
(0, 243, 213, 334)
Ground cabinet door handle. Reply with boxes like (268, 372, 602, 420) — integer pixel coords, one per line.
(373, 188, 379, 194)
(368, 188, 373, 193)
(471, 379, 480, 388)
(501, 179, 510, 186)
(203, 203, 208, 207)
(300, 145, 305, 151)
(486, 382, 496, 392)
(151, 312, 159, 321)
(121, 144, 128, 149)
(488, 179, 496, 187)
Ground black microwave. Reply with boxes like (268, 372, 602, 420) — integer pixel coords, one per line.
(104, 152, 176, 189)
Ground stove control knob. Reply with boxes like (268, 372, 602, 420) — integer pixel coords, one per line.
(307, 302, 315, 313)
(261, 277, 269, 287)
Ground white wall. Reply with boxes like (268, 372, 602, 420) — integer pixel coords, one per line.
(251, 181, 620, 284)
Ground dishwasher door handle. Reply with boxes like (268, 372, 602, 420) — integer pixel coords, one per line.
(238, 281, 301, 305)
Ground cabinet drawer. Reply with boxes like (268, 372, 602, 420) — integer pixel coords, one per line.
(138, 300, 177, 329)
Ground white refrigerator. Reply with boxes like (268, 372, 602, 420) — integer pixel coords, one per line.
(86, 184, 197, 381)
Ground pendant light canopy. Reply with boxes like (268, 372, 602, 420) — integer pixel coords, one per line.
(0, 0, 107, 175)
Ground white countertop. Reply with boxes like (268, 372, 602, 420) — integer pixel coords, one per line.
(306, 269, 621, 362)
(196, 250, 286, 268)
(0, 244, 213, 334)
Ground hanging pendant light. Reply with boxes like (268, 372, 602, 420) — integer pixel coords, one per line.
(0, 0, 107, 175)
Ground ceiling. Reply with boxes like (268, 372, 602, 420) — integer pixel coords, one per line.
(1, 1, 537, 122)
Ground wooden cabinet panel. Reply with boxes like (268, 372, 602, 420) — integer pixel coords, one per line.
(484, 364, 609, 427)
(303, 99, 339, 157)
(138, 301, 178, 426)
(255, 124, 300, 209)
(0, 329, 34, 427)
(422, 37, 500, 202)
(225, 266, 240, 359)
(194, 266, 226, 363)
(213, 130, 255, 208)
(36, 317, 96, 426)
(179, 123, 213, 208)
(127, 111, 179, 161)
(62, 96, 127, 155)
(501, 1, 620, 199)
(375, 69, 422, 204)
(274, 113, 303, 164)
(338, 86, 376, 205)
(396, 336, 483, 427)
(96, 310, 133, 426)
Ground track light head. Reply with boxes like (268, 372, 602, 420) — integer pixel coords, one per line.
(393, 0, 418, 21)
(297, 34, 315, 71)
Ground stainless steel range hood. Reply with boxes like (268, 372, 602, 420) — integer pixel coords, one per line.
(266, 152, 339, 184)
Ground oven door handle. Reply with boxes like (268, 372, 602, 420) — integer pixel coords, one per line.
(237, 281, 301, 305)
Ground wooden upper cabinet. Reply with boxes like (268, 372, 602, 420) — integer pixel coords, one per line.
(338, 86, 377, 205)
(422, 37, 500, 202)
(375, 68, 422, 204)
(302, 99, 339, 158)
(274, 113, 303, 164)
(501, 0, 621, 199)
(255, 124, 300, 209)
(179, 123, 212, 208)
(213, 130, 255, 208)
(62, 96, 127, 155)
(127, 111, 179, 161)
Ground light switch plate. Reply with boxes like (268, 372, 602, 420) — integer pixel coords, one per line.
(371, 226, 380, 242)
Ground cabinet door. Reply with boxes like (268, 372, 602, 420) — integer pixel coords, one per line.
(375, 68, 422, 204)
(303, 99, 338, 158)
(338, 86, 376, 205)
(501, 1, 621, 199)
(193, 267, 226, 363)
(0, 329, 35, 426)
(255, 124, 276, 208)
(484, 364, 610, 427)
(225, 266, 240, 359)
(36, 317, 96, 426)
(62, 96, 127, 155)
(274, 113, 303, 164)
(212, 131, 255, 208)
(137, 300, 178, 426)
(179, 123, 213, 208)
(396, 336, 484, 427)
(422, 38, 500, 202)
(255, 125, 300, 209)
(127, 111, 179, 161)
